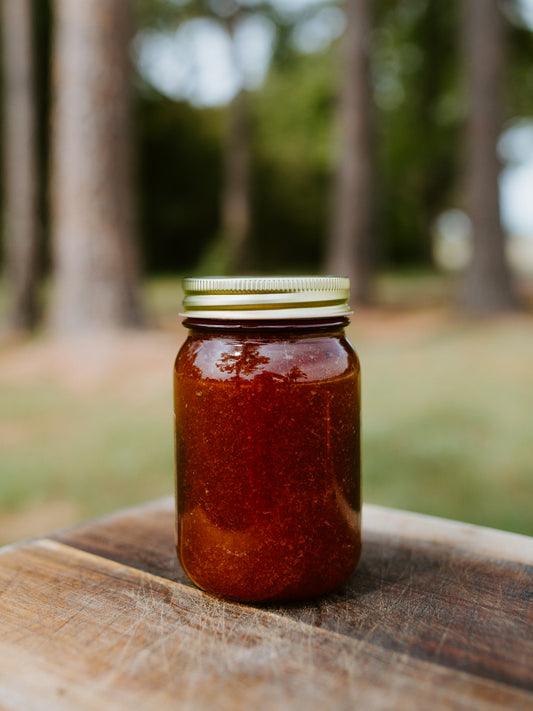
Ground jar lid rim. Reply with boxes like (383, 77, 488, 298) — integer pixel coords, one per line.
(181, 276, 351, 319)
(183, 276, 349, 294)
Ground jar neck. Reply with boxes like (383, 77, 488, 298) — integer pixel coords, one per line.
(183, 316, 350, 333)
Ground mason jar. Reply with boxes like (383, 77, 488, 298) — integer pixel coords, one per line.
(173, 276, 361, 602)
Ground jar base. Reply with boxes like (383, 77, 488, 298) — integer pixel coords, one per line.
(178, 544, 362, 604)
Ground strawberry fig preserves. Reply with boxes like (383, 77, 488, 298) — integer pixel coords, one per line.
(174, 277, 361, 602)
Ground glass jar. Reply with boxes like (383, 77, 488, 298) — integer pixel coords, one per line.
(173, 276, 361, 602)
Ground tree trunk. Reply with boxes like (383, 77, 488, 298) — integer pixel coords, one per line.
(50, 0, 142, 333)
(327, 0, 374, 304)
(218, 9, 252, 275)
(460, 0, 518, 314)
(1, 0, 39, 331)
(220, 88, 252, 273)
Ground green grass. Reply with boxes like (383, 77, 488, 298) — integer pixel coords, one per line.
(356, 316, 533, 535)
(1, 272, 532, 541)
(0, 381, 173, 518)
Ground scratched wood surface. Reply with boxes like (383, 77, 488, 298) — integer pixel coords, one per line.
(0, 498, 531, 711)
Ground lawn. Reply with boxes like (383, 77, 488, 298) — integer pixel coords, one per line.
(357, 309, 533, 535)
(0, 273, 532, 544)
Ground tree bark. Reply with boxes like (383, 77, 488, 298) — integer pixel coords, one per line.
(220, 87, 252, 273)
(461, 0, 518, 313)
(1, 0, 39, 331)
(217, 9, 253, 275)
(50, 0, 142, 333)
(327, 0, 374, 304)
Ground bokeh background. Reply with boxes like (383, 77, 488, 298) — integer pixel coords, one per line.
(0, 0, 532, 544)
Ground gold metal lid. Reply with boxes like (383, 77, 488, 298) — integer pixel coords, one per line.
(181, 276, 351, 319)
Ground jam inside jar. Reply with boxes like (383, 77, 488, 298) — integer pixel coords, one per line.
(174, 277, 361, 602)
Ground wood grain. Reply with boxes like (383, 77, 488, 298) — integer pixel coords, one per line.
(0, 498, 530, 710)
(54, 498, 533, 691)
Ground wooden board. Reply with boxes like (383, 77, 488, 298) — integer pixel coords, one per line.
(0, 498, 531, 710)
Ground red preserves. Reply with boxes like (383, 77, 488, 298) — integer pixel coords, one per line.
(174, 315, 361, 602)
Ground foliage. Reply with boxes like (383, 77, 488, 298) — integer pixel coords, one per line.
(131, 0, 533, 273)
(136, 86, 223, 272)
(1, 0, 533, 277)
(250, 49, 338, 271)
(372, 0, 462, 265)
(505, 0, 533, 118)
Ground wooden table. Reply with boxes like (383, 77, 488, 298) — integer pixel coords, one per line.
(0, 498, 531, 710)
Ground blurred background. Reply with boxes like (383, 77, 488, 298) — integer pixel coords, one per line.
(0, 0, 532, 544)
